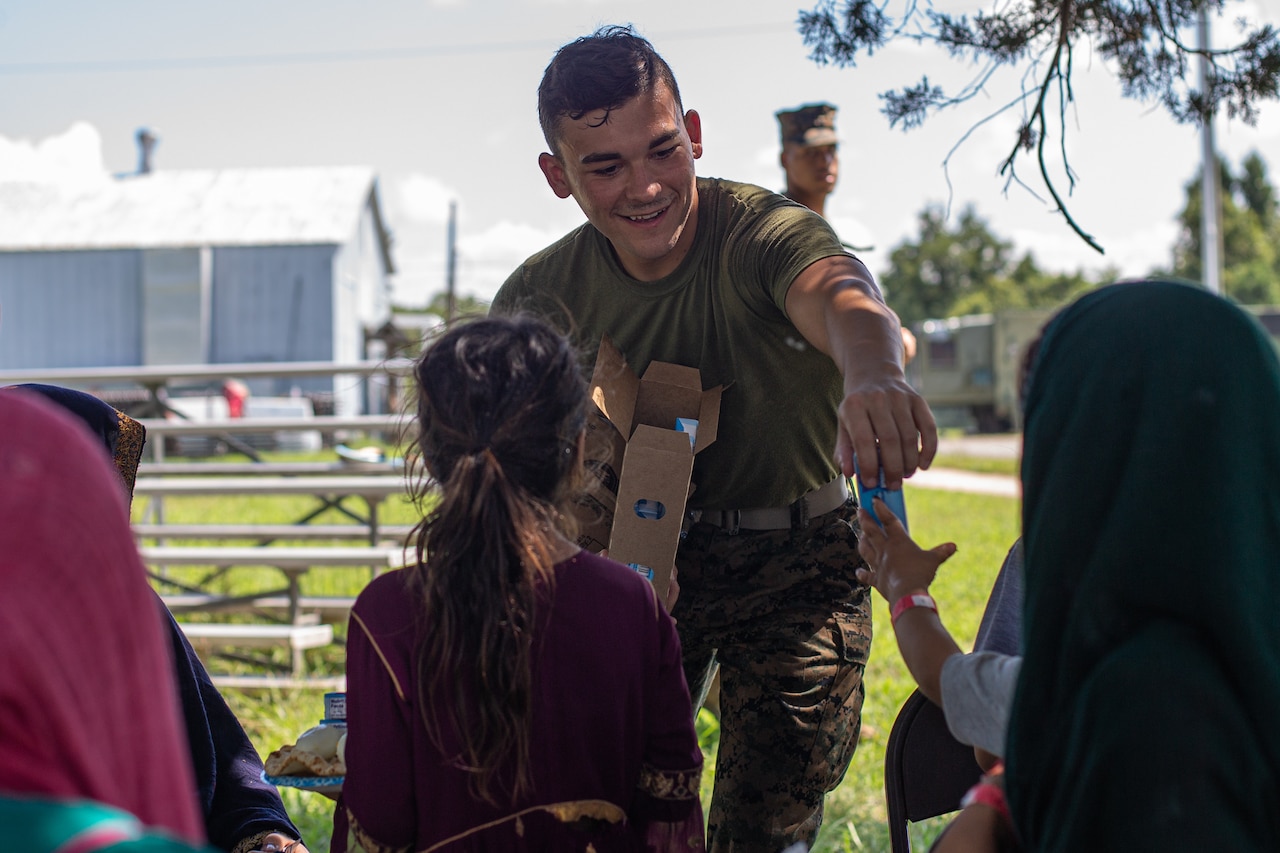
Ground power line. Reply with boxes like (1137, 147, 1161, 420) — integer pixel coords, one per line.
(0, 23, 791, 76)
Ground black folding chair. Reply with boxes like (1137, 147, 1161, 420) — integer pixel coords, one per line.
(884, 688, 985, 853)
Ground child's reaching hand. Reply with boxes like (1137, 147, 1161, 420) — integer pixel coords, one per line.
(855, 496, 957, 606)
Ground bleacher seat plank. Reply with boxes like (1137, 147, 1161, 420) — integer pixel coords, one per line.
(134, 523, 414, 542)
(140, 545, 406, 569)
(179, 622, 334, 650)
(209, 674, 347, 690)
(162, 593, 357, 616)
(138, 460, 404, 476)
(178, 622, 336, 684)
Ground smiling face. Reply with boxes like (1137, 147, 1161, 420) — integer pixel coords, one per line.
(538, 82, 703, 282)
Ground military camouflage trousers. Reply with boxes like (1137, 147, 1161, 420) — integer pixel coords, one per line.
(672, 498, 872, 853)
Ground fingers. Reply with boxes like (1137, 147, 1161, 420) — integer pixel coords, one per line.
(857, 498, 957, 608)
(872, 495, 904, 531)
(930, 542, 958, 561)
(870, 397, 916, 489)
(857, 535, 877, 566)
(839, 383, 938, 490)
(856, 507, 885, 546)
(834, 429, 856, 479)
(857, 505, 883, 534)
(913, 395, 939, 470)
(844, 408, 880, 487)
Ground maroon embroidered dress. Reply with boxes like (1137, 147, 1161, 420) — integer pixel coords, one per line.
(333, 551, 705, 853)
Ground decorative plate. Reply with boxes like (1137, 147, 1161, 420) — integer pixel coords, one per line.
(262, 770, 343, 795)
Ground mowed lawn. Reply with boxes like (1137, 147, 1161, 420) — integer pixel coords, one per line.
(137, 458, 1020, 853)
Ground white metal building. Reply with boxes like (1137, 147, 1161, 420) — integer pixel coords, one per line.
(0, 167, 395, 414)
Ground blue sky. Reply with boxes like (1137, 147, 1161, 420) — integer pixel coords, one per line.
(2, 0, 1277, 307)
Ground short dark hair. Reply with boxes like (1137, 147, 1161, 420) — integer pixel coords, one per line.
(537, 24, 684, 155)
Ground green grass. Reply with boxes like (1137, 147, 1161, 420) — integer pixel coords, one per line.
(808, 485, 1019, 852)
(145, 458, 1019, 852)
(930, 453, 1019, 477)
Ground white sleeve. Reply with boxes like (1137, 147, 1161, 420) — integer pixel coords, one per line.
(939, 651, 1022, 758)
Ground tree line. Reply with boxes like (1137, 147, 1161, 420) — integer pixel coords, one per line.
(879, 151, 1280, 326)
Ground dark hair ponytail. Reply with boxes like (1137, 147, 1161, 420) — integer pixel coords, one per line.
(405, 314, 586, 804)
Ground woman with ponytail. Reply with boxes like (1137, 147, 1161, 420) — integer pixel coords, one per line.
(333, 315, 705, 853)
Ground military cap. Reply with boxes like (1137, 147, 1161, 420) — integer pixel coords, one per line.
(775, 102, 839, 147)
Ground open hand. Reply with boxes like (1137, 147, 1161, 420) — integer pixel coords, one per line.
(856, 496, 956, 604)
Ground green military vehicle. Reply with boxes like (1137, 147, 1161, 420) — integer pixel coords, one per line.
(908, 309, 1055, 433)
(909, 301, 1280, 433)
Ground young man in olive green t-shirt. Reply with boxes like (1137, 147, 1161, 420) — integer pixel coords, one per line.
(493, 25, 937, 853)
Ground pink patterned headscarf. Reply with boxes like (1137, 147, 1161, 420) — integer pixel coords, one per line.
(0, 390, 205, 843)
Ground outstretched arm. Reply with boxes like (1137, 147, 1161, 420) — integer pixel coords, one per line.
(854, 497, 959, 705)
(784, 254, 937, 489)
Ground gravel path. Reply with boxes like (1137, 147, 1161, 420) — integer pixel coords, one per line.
(907, 466, 1019, 498)
(936, 433, 1022, 459)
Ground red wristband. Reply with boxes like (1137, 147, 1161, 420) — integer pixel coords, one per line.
(890, 592, 938, 626)
(961, 780, 1011, 824)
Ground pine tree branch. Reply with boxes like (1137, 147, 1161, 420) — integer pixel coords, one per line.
(998, 1, 1103, 253)
(799, 0, 1280, 254)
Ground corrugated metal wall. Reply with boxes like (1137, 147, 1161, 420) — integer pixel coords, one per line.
(211, 244, 335, 398)
(142, 247, 209, 365)
(0, 233, 390, 413)
(331, 204, 393, 415)
(0, 250, 142, 369)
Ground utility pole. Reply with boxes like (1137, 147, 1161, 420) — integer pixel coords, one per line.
(1198, 9, 1223, 295)
(446, 199, 457, 321)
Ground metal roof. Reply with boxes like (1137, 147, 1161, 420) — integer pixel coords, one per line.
(0, 167, 387, 254)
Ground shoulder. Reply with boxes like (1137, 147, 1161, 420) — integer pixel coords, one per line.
(559, 551, 665, 623)
(351, 568, 415, 634)
(354, 566, 412, 608)
(700, 176, 784, 207)
(700, 176, 818, 221)
(492, 223, 601, 312)
(700, 177, 839, 247)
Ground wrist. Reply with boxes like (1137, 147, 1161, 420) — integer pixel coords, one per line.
(961, 771, 1010, 826)
(890, 590, 937, 626)
(961, 782, 1011, 822)
(886, 584, 929, 609)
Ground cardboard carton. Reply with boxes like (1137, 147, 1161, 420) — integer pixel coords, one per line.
(571, 337, 721, 606)
(573, 406, 626, 554)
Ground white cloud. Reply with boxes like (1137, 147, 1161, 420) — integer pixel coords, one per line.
(387, 215, 577, 307)
(460, 218, 568, 258)
(0, 121, 111, 189)
(1218, 103, 1280, 162)
(751, 140, 779, 169)
(1010, 217, 1180, 280)
(826, 213, 878, 253)
(395, 172, 458, 224)
(455, 218, 583, 303)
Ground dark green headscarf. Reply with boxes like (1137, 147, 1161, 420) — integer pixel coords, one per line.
(1006, 280, 1280, 851)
